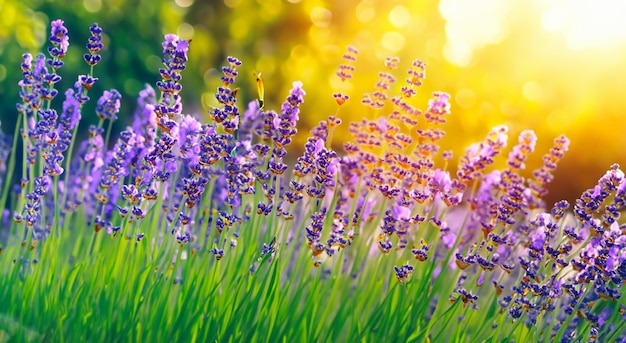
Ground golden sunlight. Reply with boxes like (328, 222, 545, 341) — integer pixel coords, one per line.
(432, 0, 626, 202)
(541, 0, 626, 51)
(440, 0, 626, 65)
(186, 0, 626, 204)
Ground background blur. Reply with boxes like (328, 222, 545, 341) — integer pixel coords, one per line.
(1, 0, 625, 206)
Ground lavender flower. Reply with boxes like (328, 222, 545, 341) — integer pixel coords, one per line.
(48, 19, 69, 66)
(84, 23, 103, 66)
(274, 81, 305, 149)
(95, 89, 122, 121)
(394, 262, 414, 284)
(402, 59, 426, 98)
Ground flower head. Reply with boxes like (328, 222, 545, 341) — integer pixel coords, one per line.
(95, 89, 122, 121)
(84, 23, 103, 66)
(48, 19, 69, 63)
(394, 262, 414, 284)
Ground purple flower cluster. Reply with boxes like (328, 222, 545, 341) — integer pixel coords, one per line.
(95, 89, 121, 121)
(401, 59, 426, 98)
(5, 19, 626, 342)
(84, 23, 103, 67)
(47, 19, 69, 67)
(12, 20, 74, 243)
(394, 262, 414, 284)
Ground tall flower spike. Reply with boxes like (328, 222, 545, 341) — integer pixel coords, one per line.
(155, 34, 188, 129)
(402, 59, 426, 98)
(84, 23, 103, 66)
(507, 130, 537, 170)
(530, 134, 570, 198)
(273, 81, 305, 149)
(209, 56, 241, 133)
(334, 46, 358, 106)
(48, 19, 69, 65)
(336, 45, 358, 82)
(457, 125, 509, 185)
(362, 71, 396, 110)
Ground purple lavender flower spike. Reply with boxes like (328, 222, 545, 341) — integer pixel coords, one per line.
(95, 89, 122, 121)
(84, 23, 103, 66)
(48, 19, 69, 64)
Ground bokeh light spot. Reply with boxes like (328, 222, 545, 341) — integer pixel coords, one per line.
(356, 1, 376, 24)
(442, 41, 471, 66)
(455, 89, 476, 109)
(261, 0, 283, 18)
(559, 0, 626, 51)
(310, 7, 332, 28)
(440, 0, 510, 65)
(522, 81, 543, 102)
(175, 0, 194, 8)
(381, 31, 405, 52)
(388, 5, 410, 28)
(83, 0, 102, 13)
(177, 23, 194, 40)
(224, 0, 242, 9)
(290, 45, 310, 60)
(330, 73, 354, 92)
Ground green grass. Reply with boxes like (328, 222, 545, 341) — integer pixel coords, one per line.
(0, 205, 484, 342)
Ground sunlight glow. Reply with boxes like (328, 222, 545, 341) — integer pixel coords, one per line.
(546, 0, 626, 51)
(439, 0, 511, 66)
(356, 1, 376, 24)
(388, 6, 410, 29)
(440, 0, 626, 64)
(310, 7, 332, 28)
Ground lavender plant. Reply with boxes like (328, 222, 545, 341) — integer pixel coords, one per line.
(0, 19, 625, 343)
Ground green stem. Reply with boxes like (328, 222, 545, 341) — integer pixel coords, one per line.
(103, 119, 114, 151)
(53, 175, 59, 236)
(60, 124, 81, 231)
(0, 112, 22, 213)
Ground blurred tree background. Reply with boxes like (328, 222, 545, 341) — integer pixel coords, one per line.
(1, 0, 626, 206)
